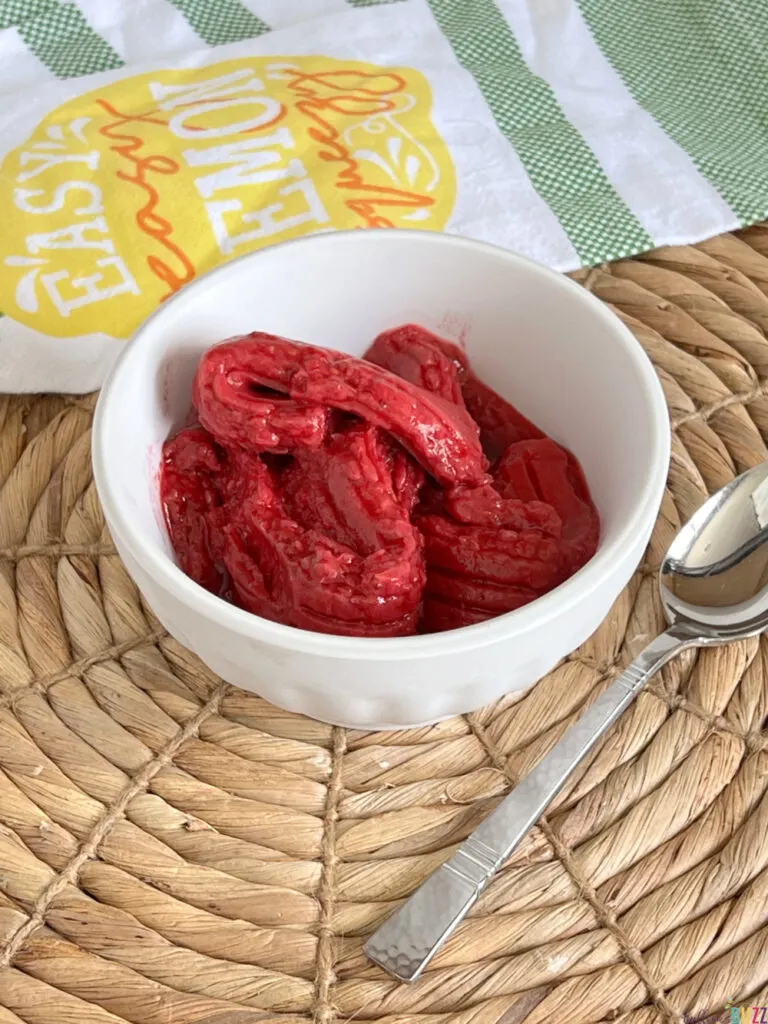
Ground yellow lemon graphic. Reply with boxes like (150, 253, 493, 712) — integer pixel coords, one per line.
(0, 57, 456, 338)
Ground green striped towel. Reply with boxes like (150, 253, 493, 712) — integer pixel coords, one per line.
(0, 0, 763, 391)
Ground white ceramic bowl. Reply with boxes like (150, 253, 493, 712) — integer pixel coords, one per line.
(93, 230, 670, 729)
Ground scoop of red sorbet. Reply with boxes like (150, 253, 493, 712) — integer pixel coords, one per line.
(161, 326, 599, 636)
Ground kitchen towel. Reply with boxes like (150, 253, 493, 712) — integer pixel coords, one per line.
(0, 0, 763, 392)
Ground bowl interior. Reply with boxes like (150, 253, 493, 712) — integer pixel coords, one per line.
(96, 230, 667, 636)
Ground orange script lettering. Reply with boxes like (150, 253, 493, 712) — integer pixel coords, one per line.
(96, 98, 196, 298)
(282, 67, 435, 228)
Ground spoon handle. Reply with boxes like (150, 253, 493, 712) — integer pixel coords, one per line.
(364, 628, 692, 982)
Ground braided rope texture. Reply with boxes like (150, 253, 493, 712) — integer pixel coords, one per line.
(2, 228, 768, 1024)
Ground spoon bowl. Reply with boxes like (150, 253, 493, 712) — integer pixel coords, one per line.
(661, 461, 768, 638)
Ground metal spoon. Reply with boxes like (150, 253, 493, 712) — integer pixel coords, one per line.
(365, 461, 768, 982)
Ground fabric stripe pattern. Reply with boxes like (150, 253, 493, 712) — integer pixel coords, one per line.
(498, 0, 737, 247)
(166, 0, 269, 45)
(578, 0, 768, 226)
(424, 0, 653, 265)
(0, 0, 122, 77)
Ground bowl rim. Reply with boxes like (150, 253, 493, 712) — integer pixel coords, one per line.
(93, 228, 671, 661)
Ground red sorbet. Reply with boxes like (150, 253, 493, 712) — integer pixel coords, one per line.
(160, 326, 599, 636)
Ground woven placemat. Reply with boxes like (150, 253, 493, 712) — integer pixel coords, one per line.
(1, 228, 768, 1024)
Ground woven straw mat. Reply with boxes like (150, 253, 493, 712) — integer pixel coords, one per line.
(1, 228, 768, 1024)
